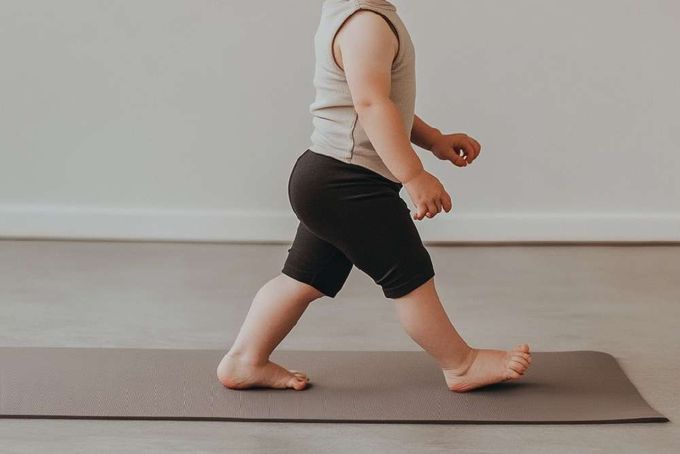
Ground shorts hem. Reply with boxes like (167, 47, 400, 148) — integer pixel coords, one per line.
(382, 269, 435, 299)
(281, 266, 340, 298)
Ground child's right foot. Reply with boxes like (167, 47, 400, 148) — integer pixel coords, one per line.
(443, 344, 532, 392)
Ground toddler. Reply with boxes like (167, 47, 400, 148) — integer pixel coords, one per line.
(218, 0, 531, 392)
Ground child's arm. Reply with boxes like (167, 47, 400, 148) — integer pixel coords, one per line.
(411, 114, 482, 167)
(336, 10, 421, 184)
(336, 11, 452, 220)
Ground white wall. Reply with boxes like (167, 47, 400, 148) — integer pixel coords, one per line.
(1, 0, 678, 242)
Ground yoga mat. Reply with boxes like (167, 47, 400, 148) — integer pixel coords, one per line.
(0, 347, 668, 424)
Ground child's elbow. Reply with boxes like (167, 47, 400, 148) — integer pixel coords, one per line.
(354, 96, 392, 115)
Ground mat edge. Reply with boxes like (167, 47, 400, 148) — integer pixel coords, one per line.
(0, 415, 670, 424)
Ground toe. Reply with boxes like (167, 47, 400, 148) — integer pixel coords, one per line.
(508, 359, 527, 375)
(506, 369, 522, 380)
(511, 355, 530, 369)
(289, 370, 310, 381)
(289, 376, 308, 391)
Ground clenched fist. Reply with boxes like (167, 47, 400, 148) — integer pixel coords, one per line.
(431, 133, 482, 167)
(403, 169, 453, 221)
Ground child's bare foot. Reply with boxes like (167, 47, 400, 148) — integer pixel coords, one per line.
(443, 344, 532, 392)
(217, 353, 310, 391)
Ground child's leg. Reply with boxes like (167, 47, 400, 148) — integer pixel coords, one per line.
(392, 277, 472, 368)
(393, 277, 532, 392)
(217, 273, 323, 391)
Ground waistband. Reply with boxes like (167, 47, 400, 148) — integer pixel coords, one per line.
(303, 149, 403, 191)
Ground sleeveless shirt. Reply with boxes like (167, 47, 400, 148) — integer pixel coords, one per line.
(308, 0, 416, 183)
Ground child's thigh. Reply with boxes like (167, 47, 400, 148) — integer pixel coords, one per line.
(297, 181, 434, 299)
(331, 189, 435, 299)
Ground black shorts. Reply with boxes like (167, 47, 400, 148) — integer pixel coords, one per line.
(282, 149, 435, 299)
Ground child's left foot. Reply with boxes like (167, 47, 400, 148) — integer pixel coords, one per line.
(217, 353, 310, 391)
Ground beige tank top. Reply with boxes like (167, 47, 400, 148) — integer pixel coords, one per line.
(308, 0, 416, 183)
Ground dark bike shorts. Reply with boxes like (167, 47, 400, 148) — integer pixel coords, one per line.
(282, 149, 435, 299)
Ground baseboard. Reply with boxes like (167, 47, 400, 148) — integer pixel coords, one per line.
(1, 205, 679, 243)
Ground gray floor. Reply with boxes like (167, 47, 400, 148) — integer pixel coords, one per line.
(0, 240, 678, 453)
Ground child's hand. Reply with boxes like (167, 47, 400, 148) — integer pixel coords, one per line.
(403, 169, 453, 221)
(431, 133, 481, 167)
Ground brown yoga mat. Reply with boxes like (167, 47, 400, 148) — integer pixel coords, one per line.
(0, 347, 667, 424)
